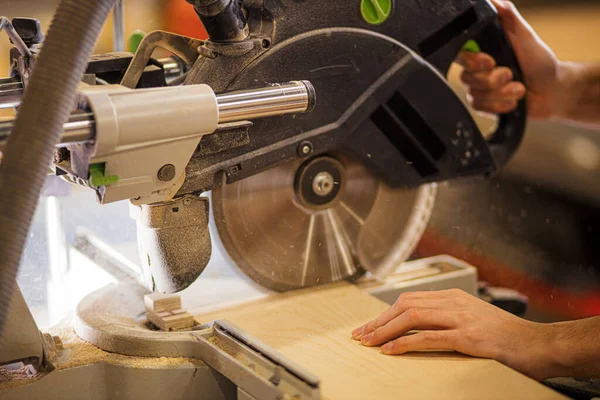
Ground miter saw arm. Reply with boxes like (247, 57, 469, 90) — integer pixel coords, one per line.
(0, 80, 315, 203)
(0, 78, 316, 295)
(0, 80, 315, 294)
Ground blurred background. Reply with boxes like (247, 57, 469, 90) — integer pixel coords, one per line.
(0, 0, 599, 328)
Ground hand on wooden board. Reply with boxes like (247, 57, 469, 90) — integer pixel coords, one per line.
(352, 288, 600, 381)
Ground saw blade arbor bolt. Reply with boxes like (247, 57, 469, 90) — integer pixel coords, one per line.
(312, 172, 335, 197)
(157, 164, 176, 182)
(296, 156, 345, 208)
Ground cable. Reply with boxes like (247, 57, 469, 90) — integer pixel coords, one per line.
(0, 0, 118, 350)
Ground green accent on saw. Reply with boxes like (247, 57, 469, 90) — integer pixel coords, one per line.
(360, 0, 392, 25)
(129, 30, 146, 53)
(462, 39, 481, 53)
(89, 163, 119, 188)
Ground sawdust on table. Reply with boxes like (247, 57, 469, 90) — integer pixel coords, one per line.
(207, 335, 238, 359)
(0, 319, 206, 390)
(0, 320, 206, 390)
(48, 319, 206, 370)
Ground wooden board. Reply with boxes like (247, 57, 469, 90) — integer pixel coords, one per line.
(197, 283, 566, 400)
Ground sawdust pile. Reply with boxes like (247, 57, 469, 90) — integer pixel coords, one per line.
(208, 335, 238, 358)
(0, 320, 206, 390)
(49, 320, 206, 370)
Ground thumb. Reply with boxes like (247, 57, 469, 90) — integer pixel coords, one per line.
(489, 0, 544, 68)
(490, 0, 530, 36)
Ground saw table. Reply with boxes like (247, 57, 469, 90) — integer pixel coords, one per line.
(0, 256, 565, 400)
(0, 283, 566, 400)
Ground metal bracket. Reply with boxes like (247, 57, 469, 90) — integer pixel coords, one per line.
(198, 320, 320, 400)
(0, 284, 44, 369)
(120, 31, 204, 89)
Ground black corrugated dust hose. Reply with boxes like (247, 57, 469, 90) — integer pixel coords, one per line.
(0, 0, 117, 351)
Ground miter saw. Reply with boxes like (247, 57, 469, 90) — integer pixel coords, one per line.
(0, 0, 528, 399)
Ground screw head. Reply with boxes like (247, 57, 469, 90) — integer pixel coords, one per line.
(298, 141, 313, 157)
(157, 164, 176, 182)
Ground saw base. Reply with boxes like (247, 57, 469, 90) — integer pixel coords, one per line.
(0, 256, 505, 400)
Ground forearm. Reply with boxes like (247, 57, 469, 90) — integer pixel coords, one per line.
(556, 61, 600, 127)
(544, 316, 600, 379)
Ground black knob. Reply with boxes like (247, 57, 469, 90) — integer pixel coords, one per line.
(186, 0, 248, 43)
(11, 18, 44, 47)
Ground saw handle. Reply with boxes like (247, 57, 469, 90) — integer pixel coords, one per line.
(472, 20, 527, 170)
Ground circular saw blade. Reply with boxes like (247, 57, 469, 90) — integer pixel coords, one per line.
(211, 153, 437, 292)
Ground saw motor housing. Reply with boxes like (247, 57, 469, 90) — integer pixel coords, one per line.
(129, 0, 526, 293)
(179, 0, 525, 190)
